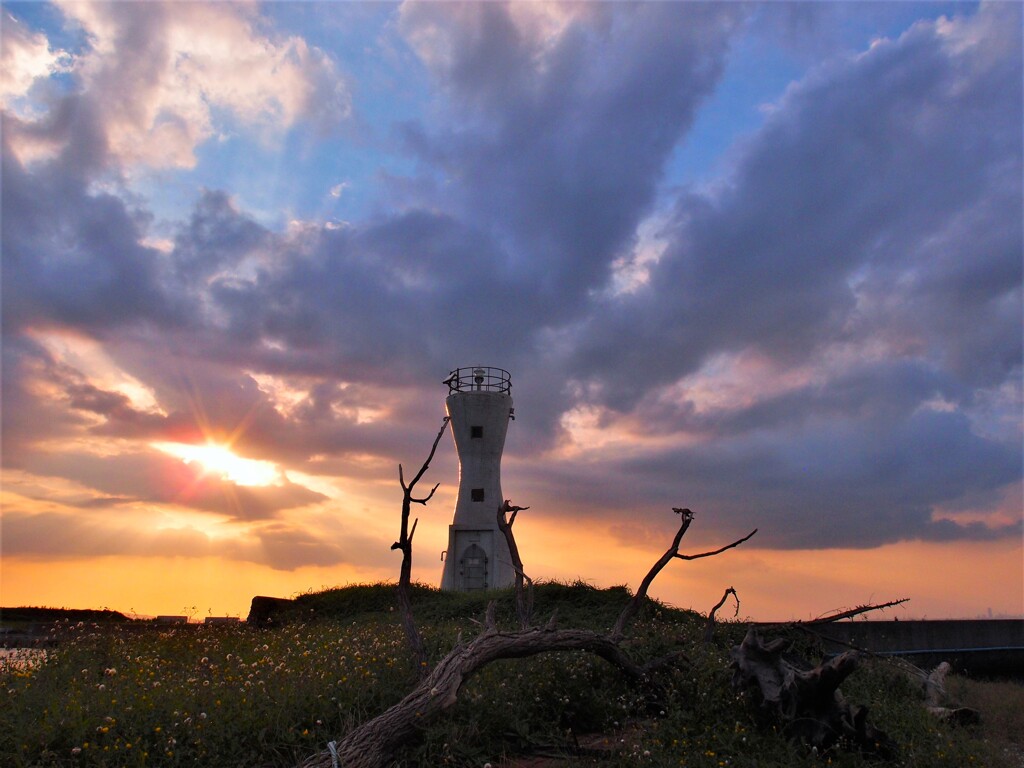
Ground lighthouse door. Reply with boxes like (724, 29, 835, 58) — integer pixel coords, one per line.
(460, 544, 488, 590)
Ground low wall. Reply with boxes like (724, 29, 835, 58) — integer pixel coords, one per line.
(806, 620, 1024, 678)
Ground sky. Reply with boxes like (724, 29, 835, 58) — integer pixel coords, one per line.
(1, 1, 1021, 622)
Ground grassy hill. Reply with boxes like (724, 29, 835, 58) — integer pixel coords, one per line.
(2, 582, 1020, 767)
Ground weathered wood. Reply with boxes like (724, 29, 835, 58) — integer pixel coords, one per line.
(393, 416, 450, 673)
(730, 627, 895, 757)
(497, 500, 533, 629)
(802, 598, 909, 625)
(704, 586, 738, 643)
(297, 624, 653, 768)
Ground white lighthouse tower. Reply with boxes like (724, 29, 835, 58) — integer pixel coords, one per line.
(440, 366, 515, 591)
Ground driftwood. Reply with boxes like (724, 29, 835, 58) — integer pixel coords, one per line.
(704, 586, 738, 643)
(497, 500, 533, 629)
(730, 627, 896, 757)
(297, 509, 756, 768)
(802, 598, 909, 625)
(908, 661, 980, 725)
(392, 416, 450, 673)
(791, 602, 979, 726)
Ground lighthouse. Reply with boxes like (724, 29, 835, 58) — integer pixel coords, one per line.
(440, 366, 515, 591)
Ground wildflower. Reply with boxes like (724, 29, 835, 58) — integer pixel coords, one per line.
(71, 747, 82, 755)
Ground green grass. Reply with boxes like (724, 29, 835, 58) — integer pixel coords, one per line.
(1, 582, 1017, 767)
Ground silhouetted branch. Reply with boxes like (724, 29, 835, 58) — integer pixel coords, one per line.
(498, 499, 533, 629)
(804, 598, 909, 625)
(704, 586, 739, 643)
(612, 508, 695, 639)
(395, 416, 451, 673)
(675, 528, 758, 561)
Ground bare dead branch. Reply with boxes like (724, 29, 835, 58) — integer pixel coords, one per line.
(498, 499, 534, 629)
(704, 586, 739, 643)
(675, 528, 758, 561)
(804, 598, 909, 625)
(394, 416, 452, 673)
(410, 482, 440, 505)
(611, 508, 695, 639)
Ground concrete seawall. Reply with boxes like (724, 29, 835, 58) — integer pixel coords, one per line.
(803, 620, 1024, 677)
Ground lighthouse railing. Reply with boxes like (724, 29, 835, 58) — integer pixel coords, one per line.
(445, 366, 511, 394)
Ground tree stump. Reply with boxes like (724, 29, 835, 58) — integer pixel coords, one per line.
(730, 628, 895, 757)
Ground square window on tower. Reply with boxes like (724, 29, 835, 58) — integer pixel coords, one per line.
(471, 488, 485, 502)
(471, 426, 483, 439)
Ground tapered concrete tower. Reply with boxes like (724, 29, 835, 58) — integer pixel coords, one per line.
(440, 367, 515, 591)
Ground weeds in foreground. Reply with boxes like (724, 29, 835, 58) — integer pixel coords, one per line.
(1, 584, 1017, 767)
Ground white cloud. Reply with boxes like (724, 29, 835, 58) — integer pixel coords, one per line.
(0, 12, 71, 109)
(43, 1, 352, 169)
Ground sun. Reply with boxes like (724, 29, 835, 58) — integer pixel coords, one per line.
(153, 441, 280, 487)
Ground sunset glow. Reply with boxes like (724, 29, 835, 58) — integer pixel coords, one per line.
(153, 442, 280, 487)
(1, 2, 1019, 622)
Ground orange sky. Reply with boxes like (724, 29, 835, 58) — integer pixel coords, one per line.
(3, 500, 1020, 621)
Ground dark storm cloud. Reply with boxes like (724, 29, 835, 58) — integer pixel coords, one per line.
(571, 3, 1022, 402)
(1, 128, 191, 335)
(398, 2, 745, 312)
(522, 405, 1020, 550)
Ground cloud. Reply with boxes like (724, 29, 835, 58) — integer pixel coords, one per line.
(0, 11, 71, 108)
(0, 2, 1019, 573)
(4, 1, 350, 170)
(569, 3, 1022, 405)
(1, 507, 382, 571)
(397, 2, 745, 312)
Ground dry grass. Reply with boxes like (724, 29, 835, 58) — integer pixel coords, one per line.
(948, 675, 1024, 768)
